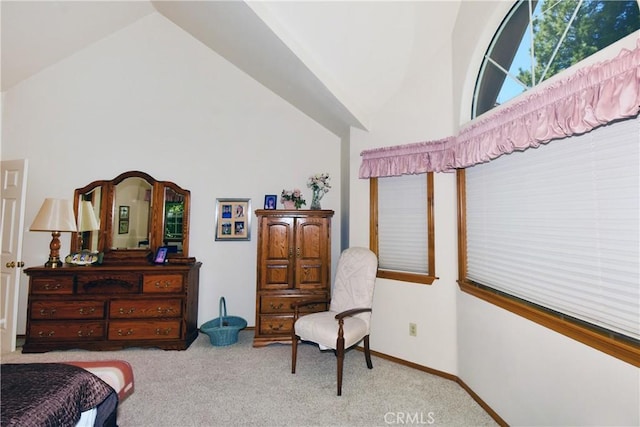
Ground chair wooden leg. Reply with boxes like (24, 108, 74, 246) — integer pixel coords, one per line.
(364, 335, 373, 369)
(336, 334, 344, 396)
(292, 333, 298, 374)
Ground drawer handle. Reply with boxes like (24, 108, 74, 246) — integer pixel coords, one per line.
(155, 327, 172, 335)
(78, 307, 96, 315)
(117, 328, 134, 336)
(43, 283, 62, 290)
(156, 307, 175, 314)
(39, 308, 57, 317)
(154, 281, 172, 288)
(38, 330, 55, 337)
(77, 329, 94, 337)
(269, 323, 284, 331)
(269, 303, 284, 310)
(118, 308, 136, 315)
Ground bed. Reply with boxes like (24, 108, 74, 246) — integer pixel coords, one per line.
(1, 360, 134, 427)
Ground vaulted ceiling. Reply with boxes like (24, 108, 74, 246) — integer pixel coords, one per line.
(1, 1, 458, 137)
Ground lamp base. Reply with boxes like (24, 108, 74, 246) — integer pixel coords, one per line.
(45, 231, 63, 268)
(44, 257, 63, 268)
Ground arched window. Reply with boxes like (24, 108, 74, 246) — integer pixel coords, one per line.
(473, 0, 639, 118)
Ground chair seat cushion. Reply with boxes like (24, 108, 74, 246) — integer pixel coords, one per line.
(295, 311, 369, 350)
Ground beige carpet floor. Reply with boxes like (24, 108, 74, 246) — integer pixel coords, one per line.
(2, 330, 497, 426)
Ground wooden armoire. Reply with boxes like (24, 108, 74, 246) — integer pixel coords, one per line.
(253, 209, 334, 347)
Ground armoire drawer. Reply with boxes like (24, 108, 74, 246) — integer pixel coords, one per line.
(30, 300, 105, 320)
(108, 320, 181, 340)
(259, 315, 293, 335)
(28, 321, 104, 340)
(110, 299, 182, 319)
(260, 295, 328, 314)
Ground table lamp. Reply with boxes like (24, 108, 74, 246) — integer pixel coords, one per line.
(30, 198, 77, 268)
(77, 200, 100, 250)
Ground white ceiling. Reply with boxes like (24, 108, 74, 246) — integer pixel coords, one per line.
(1, 1, 452, 137)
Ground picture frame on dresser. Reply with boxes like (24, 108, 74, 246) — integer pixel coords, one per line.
(264, 195, 277, 210)
(215, 198, 251, 241)
(153, 246, 169, 264)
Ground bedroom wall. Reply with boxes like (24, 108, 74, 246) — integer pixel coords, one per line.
(350, 1, 638, 425)
(450, 2, 639, 425)
(1, 11, 342, 334)
(349, 1, 461, 375)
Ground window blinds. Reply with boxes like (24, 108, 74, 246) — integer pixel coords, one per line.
(465, 117, 639, 340)
(378, 174, 429, 274)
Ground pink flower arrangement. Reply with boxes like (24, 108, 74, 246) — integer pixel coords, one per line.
(281, 189, 306, 209)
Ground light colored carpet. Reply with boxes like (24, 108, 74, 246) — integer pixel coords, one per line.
(2, 331, 497, 426)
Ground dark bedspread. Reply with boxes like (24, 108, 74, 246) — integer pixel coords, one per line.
(1, 363, 116, 427)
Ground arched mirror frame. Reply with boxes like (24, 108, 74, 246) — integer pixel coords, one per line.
(71, 171, 190, 264)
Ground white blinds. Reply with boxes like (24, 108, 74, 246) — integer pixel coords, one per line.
(378, 174, 429, 274)
(465, 117, 639, 340)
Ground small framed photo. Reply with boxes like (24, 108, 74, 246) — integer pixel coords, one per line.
(215, 198, 251, 241)
(118, 220, 129, 234)
(264, 195, 277, 210)
(119, 205, 129, 220)
(153, 246, 169, 264)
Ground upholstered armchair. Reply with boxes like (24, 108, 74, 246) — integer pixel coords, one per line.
(291, 247, 378, 396)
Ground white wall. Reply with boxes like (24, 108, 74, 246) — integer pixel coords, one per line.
(351, 1, 638, 425)
(449, 2, 639, 426)
(1, 12, 342, 333)
(349, 1, 461, 375)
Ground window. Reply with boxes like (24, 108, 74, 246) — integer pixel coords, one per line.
(458, 117, 639, 365)
(370, 173, 435, 285)
(473, 0, 639, 117)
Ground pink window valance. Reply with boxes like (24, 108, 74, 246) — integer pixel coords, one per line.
(359, 40, 640, 178)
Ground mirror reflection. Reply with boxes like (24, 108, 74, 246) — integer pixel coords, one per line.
(163, 187, 184, 253)
(78, 187, 101, 252)
(112, 177, 152, 250)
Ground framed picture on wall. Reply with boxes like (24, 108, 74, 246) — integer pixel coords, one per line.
(118, 220, 129, 234)
(264, 195, 277, 210)
(215, 198, 251, 241)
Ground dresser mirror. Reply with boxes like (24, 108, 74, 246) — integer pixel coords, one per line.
(71, 171, 190, 263)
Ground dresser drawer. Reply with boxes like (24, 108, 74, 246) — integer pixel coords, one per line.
(28, 321, 104, 340)
(77, 273, 141, 294)
(260, 295, 328, 314)
(259, 315, 293, 335)
(30, 277, 74, 294)
(110, 299, 182, 319)
(30, 300, 105, 320)
(108, 320, 181, 340)
(143, 274, 184, 293)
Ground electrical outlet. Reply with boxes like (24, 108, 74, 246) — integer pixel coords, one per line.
(409, 322, 417, 337)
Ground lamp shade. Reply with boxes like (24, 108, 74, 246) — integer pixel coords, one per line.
(30, 198, 77, 232)
(78, 200, 100, 232)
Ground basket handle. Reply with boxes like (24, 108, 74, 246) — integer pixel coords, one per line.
(219, 297, 227, 327)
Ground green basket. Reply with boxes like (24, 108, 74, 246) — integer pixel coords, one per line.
(200, 297, 247, 346)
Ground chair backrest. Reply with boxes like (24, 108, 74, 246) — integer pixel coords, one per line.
(329, 247, 378, 328)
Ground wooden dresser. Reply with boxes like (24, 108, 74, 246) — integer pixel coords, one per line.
(23, 262, 201, 353)
(253, 209, 333, 347)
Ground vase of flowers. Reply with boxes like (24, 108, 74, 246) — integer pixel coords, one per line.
(281, 189, 306, 209)
(307, 173, 331, 210)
